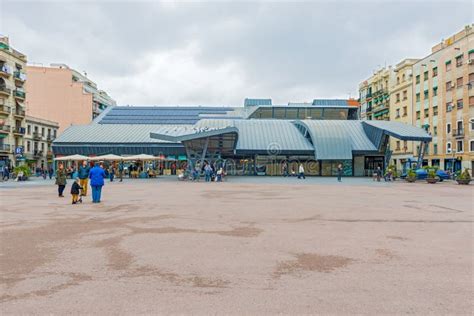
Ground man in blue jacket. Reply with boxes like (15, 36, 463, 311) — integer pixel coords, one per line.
(89, 162, 106, 203)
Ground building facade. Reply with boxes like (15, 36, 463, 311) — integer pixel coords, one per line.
(389, 59, 419, 170)
(24, 116, 59, 171)
(0, 36, 27, 168)
(412, 25, 473, 172)
(359, 67, 393, 121)
(25, 64, 116, 133)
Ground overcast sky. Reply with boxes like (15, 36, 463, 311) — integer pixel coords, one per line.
(1, 0, 472, 106)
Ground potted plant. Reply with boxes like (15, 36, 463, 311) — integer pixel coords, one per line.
(405, 168, 416, 183)
(13, 165, 31, 181)
(426, 168, 438, 184)
(456, 168, 471, 185)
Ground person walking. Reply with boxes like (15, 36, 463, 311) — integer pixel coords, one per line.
(55, 163, 67, 197)
(78, 160, 90, 197)
(118, 161, 124, 182)
(337, 163, 343, 182)
(109, 164, 115, 182)
(376, 166, 382, 182)
(89, 162, 106, 203)
(48, 166, 54, 179)
(2, 165, 9, 181)
(298, 163, 305, 179)
(204, 164, 212, 182)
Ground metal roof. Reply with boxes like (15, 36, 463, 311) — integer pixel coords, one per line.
(244, 98, 272, 106)
(54, 124, 193, 144)
(362, 120, 432, 142)
(295, 120, 377, 160)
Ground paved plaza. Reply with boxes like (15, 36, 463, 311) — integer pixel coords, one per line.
(0, 177, 473, 314)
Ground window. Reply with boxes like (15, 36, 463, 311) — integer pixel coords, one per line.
(456, 55, 463, 67)
(396, 93, 400, 102)
(47, 128, 51, 137)
(415, 75, 420, 84)
(395, 108, 400, 118)
(446, 60, 452, 71)
(456, 120, 463, 132)
(396, 141, 400, 150)
(416, 111, 421, 120)
(26, 141, 30, 152)
(403, 106, 407, 116)
(424, 90, 429, 99)
(53, 130, 57, 138)
(397, 77, 400, 85)
(433, 126, 438, 136)
(34, 141, 38, 151)
(446, 142, 452, 153)
(470, 118, 474, 131)
(403, 90, 407, 100)
(27, 124, 31, 134)
(34, 126, 38, 133)
(433, 144, 438, 155)
(41, 142, 44, 150)
(470, 140, 474, 152)
(41, 127, 45, 136)
(456, 77, 463, 87)
(416, 93, 420, 102)
(424, 108, 429, 117)
(446, 102, 453, 112)
(423, 71, 428, 81)
(469, 73, 474, 86)
(432, 67, 438, 77)
(446, 81, 452, 91)
(447, 123, 451, 134)
(433, 106, 438, 116)
(402, 74, 406, 81)
(456, 140, 463, 153)
(433, 87, 438, 96)
(457, 99, 463, 109)
(403, 141, 407, 151)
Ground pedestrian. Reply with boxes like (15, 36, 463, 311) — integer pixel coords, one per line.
(2, 165, 9, 181)
(109, 164, 115, 182)
(89, 162, 106, 203)
(337, 163, 343, 182)
(55, 163, 67, 197)
(282, 163, 288, 177)
(48, 167, 54, 179)
(298, 163, 305, 179)
(376, 166, 382, 182)
(118, 161, 124, 182)
(204, 164, 212, 182)
(78, 160, 90, 197)
(70, 177, 83, 204)
(216, 167, 223, 182)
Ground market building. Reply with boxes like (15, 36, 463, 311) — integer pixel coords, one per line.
(53, 99, 431, 176)
(25, 63, 116, 133)
(23, 115, 59, 171)
(0, 36, 27, 169)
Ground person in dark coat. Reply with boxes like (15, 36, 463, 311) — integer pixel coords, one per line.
(70, 178, 83, 204)
(337, 163, 343, 182)
(89, 162, 106, 203)
(55, 163, 67, 197)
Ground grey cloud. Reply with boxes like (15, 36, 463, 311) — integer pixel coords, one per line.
(1, 0, 472, 105)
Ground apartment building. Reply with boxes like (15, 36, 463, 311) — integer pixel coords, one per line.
(389, 59, 419, 169)
(412, 24, 473, 172)
(25, 64, 116, 133)
(24, 116, 59, 171)
(0, 36, 27, 168)
(359, 66, 392, 121)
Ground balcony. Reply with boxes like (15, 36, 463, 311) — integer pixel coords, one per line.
(0, 86, 11, 97)
(0, 143, 11, 153)
(14, 107, 25, 118)
(46, 135, 55, 142)
(0, 67, 10, 79)
(0, 125, 10, 134)
(453, 129, 464, 138)
(13, 126, 25, 135)
(14, 89, 25, 100)
(13, 70, 26, 83)
(0, 104, 10, 115)
(33, 150, 43, 158)
(33, 131, 42, 140)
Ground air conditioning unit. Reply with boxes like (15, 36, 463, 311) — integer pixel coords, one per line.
(468, 59, 474, 65)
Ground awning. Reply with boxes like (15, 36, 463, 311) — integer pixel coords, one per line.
(54, 154, 89, 161)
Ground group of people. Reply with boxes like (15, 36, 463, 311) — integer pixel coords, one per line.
(282, 163, 345, 182)
(56, 160, 107, 204)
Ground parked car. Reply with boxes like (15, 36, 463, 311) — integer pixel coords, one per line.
(401, 168, 450, 181)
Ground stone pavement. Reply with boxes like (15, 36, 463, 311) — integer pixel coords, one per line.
(0, 177, 472, 314)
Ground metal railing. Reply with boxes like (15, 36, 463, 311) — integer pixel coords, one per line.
(0, 125, 10, 133)
(0, 105, 10, 114)
(452, 128, 464, 137)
